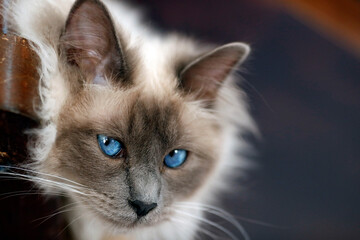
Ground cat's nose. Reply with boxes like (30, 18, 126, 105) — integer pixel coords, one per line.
(128, 200, 157, 217)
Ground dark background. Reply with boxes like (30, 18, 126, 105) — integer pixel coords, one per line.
(133, 0, 360, 239)
(0, 0, 359, 239)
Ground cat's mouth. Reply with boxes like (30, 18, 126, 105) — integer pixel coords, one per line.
(74, 191, 169, 231)
(90, 202, 170, 230)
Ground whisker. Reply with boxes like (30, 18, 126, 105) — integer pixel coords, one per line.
(55, 202, 93, 238)
(176, 202, 250, 240)
(0, 191, 66, 201)
(35, 206, 78, 227)
(174, 209, 239, 240)
(240, 78, 275, 113)
(0, 175, 38, 182)
(170, 217, 219, 240)
(0, 189, 38, 197)
(178, 201, 281, 228)
(56, 213, 85, 238)
(0, 165, 88, 188)
(0, 171, 90, 196)
(32, 201, 80, 223)
(1, 171, 81, 191)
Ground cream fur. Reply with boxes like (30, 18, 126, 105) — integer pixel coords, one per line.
(4, 0, 256, 239)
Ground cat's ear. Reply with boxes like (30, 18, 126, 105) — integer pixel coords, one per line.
(60, 0, 127, 85)
(179, 42, 249, 102)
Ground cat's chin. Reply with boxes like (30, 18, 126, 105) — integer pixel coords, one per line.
(102, 216, 172, 235)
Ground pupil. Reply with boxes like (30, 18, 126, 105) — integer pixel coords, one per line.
(169, 150, 175, 157)
(104, 138, 110, 146)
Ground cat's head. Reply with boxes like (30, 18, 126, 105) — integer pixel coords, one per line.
(36, 0, 250, 234)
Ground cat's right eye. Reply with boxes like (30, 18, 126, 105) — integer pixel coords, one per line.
(164, 149, 188, 168)
(97, 134, 125, 158)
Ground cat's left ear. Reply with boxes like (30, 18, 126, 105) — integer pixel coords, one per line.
(179, 42, 249, 102)
(60, 0, 127, 85)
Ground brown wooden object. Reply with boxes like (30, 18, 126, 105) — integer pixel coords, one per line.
(0, 0, 40, 166)
(0, 3, 40, 121)
(278, 0, 360, 57)
(0, 1, 70, 239)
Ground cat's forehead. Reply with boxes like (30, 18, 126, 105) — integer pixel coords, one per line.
(62, 86, 186, 138)
(122, 94, 181, 145)
(60, 85, 217, 153)
(91, 86, 184, 122)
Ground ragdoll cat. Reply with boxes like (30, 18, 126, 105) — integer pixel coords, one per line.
(3, 0, 256, 239)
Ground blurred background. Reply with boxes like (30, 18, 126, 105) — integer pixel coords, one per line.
(131, 0, 360, 239)
(1, 0, 359, 239)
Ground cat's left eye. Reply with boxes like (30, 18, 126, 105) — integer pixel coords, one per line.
(97, 134, 125, 158)
(164, 149, 188, 168)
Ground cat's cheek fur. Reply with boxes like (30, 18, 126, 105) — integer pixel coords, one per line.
(6, 0, 257, 239)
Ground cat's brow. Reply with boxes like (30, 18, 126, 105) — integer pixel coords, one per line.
(125, 100, 180, 153)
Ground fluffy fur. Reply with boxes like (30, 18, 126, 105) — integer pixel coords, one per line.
(3, 0, 256, 239)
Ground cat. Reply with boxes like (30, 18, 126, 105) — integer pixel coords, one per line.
(3, 0, 256, 239)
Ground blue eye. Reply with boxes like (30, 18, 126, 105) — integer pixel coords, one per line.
(97, 134, 124, 157)
(164, 149, 188, 168)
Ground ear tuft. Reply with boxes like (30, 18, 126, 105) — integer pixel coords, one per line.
(60, 0, 127, 85)
(179, 42, 250, 102)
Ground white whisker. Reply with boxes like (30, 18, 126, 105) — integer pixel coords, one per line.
(170, 217, 219, 240)
(55, 201, 93, 238)
(0, 191, 66, 200)
(0, 190, 38, 197)
(0, 165, 88, 188)
(35, 206, 78, 227)
(174, 209, 239, 240)
(32, 201, 80, 223)
(56, 213, 85, 238)
(0, 171, 90, 196)
(179, 201, 281, 228)
(176, 202, 250, 240)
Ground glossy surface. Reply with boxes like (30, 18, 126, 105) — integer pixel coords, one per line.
(97, 134, 123, 157)
(164, 149, 187, 168)
(0, 34, 40, 120)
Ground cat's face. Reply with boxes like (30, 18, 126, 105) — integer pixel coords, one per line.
(37, 0, 249, 233)
(48, 86, 219, 229)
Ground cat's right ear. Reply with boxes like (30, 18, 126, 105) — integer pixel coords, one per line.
(60, 0, 127, 85)
(179, 43, 250, 105)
